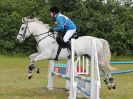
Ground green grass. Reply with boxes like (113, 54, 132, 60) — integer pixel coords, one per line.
(0, 55, 133, 99)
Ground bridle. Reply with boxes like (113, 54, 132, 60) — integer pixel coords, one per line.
(18, 22, 29, 40)
(18, 22, 56, 44)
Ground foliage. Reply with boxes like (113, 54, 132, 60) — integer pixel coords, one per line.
(0, 0, 50, 55)
(0, 0, 133, 56)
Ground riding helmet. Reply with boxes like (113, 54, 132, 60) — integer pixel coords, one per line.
(49, 6, 59, 14)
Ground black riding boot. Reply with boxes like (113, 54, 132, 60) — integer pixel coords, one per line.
(66, 41, 71, 58)
(54, 47, 62, 61)
(66, 41, 71, 51)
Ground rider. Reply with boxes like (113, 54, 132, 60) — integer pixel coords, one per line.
(48, 6, 77, 60)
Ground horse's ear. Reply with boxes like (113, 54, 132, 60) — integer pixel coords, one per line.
(22, 17, 29, 24)
(27, 16, 31, 19)
(22, 18, 26, 23)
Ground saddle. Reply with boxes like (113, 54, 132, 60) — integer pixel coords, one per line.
(56, 31, 79, 48)
(54, 31, 78, 60)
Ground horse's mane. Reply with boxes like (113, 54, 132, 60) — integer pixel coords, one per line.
(22, 17, 50, 29)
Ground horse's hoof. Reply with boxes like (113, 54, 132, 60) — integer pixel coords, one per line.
(28, 75, 32, 79)
(104, 79, 108, 84)
(112, 84, 116, 89)
(106, 83, 112, 90)
(107, 86, 111, 90)
(36, 68, 40, 73)
(109, 77, 114, 81)
(34, 68, 40, 73)
(28, 74, 32, 79)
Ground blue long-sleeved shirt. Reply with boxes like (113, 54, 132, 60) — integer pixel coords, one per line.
(53, 13, 76, 32)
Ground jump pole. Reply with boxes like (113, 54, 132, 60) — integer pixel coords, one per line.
(111, 70, 133, 75)
(110, 62, 133, 64)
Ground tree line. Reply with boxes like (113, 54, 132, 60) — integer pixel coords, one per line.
(0, 0, 133, 56)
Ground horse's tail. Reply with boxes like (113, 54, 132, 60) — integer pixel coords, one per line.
(100, 39, 114, 71)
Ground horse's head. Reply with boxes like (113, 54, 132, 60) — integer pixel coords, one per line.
(16, 17, 32, 43)
(16, 17, 56, 44)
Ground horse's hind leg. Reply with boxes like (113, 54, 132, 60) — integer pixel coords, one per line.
(106, 63, 116, 89)
(99, 39, 116, 89)
(99, 61, 112, 90)
(99, 60, 116, 90)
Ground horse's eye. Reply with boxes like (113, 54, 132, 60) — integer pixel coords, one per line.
(21, 27, 25, 30)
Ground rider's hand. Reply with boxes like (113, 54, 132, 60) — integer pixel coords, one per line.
(48, 28, 54, 32)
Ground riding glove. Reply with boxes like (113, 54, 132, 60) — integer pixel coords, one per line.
(49, 28, 54, 32)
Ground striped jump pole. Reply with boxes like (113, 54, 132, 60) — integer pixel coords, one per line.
(52, 72, 70, 80)
(51, 72, 92, 84)
(77, 85, 90, 97)
(76, 75, 91, 83)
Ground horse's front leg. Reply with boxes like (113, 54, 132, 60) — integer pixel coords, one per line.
(31, 52, 49, 62)
(28, 52, 49, 79)
(28, 52, 40, 79)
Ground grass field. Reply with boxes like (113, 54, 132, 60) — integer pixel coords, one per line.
(0, 55, 133, 99)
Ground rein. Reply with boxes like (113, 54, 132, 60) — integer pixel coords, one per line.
(35, 32, 56, 44)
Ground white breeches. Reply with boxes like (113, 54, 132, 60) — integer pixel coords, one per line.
(63, 29, 76, 43)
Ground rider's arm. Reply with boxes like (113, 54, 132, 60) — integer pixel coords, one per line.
(53, 17, 65, 32)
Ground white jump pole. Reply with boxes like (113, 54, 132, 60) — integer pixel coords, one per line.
(90, 39, 101, 99)
(65, 59, 71, 90)
(47, 60, 54, 90)
(68, 39, 77, 99)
